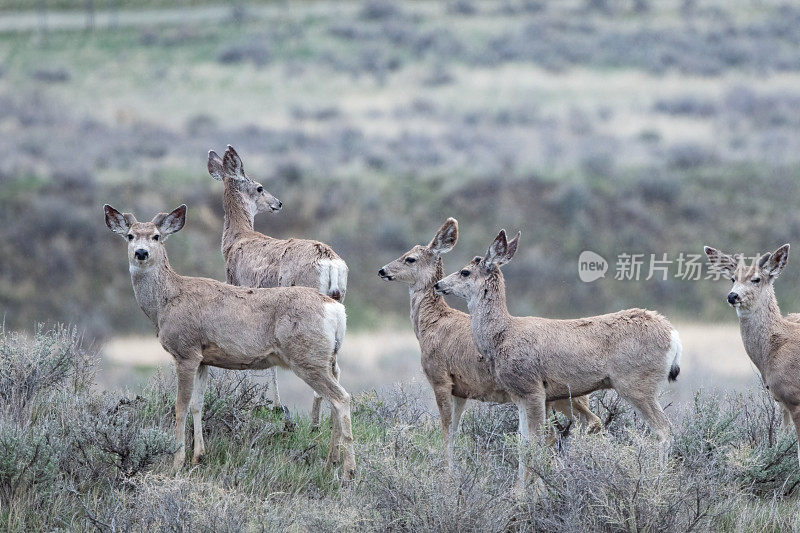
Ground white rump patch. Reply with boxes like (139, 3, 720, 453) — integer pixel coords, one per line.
(318, 258, 348, 299)
(323, 301, 347, 354)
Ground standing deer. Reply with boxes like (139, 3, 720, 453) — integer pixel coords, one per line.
(434, 229, 681, 491)
(207, 145, 348, 426)
(378, 218, 601, 468)
(103, 204, 355, 478)
(705, 244, 800, 467)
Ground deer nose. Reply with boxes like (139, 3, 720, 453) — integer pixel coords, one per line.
(727, 292, 740, 305)
(276, 200, 283, 209)
(378, 268, 386, 277)
(135, 249, 149, 261)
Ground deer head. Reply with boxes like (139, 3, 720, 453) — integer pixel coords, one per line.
(378, 218, 458, 285)
(208, 145, 282, 216)
(704, 244, 790, 312)
(104, 204, 186, 271)
(434, 229, 520, 301)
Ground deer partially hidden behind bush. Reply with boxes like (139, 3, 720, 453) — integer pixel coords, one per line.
(378, 218, 601, 469)
(434, 229, 681, 492)
(705, 244, 800, 467)
(103, 204, 355, 478)
(208, 145, 348, 426)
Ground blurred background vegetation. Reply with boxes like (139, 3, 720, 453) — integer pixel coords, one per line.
(1, 0, 800, 342)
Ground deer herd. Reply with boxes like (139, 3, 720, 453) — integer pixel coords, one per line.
(104, 145, 800, 490)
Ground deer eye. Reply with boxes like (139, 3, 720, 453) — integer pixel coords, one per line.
(127, 234, 134, 241)
(257, 186, 263, 193)
(152, 234, 160, 241)
(730, 277, 736, 283)
(405, 257, 416, 263)
(460, 269, 470, 277)
(751, 277, 760, 284)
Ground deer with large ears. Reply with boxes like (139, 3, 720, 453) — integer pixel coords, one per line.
(434, 229, 681, 491)
(208, 145, 348, 426)
(378, 219, 601, 468)
(705, 243, 800, 467)
(103, 204, 355, 479)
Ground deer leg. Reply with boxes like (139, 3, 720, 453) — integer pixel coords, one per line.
(622, 391, 671, 462)
(448, 395, 468, 468)
(432, 386, 454, 468)
(190, 365, 209, 464)
(293, 363, 356, 480)
(572, 395, 602, 433)
(791, 408, 800, 468)
(268, 367, 283, 412)
(524, 392, 548, 498)
(781, 404, 794, 431)
(512, 399, 530, 495)
(326, 362, 342, 464)
(323, 380, 355, 480)
(512, 388, 547, 496)
(173, 359, 199, 470)
(310, 391, 324, 430)
(630, 395, 670, 443)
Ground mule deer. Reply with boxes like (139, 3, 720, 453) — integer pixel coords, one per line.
(378, 218, 601, 468)
(434, 229, 681, 490)
(103, 204, 355, 478)
(207, 145, 348, 425)
(705, 244, 800, 467)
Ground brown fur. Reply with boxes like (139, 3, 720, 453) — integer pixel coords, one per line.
(705, 244, 800, 467)
(436, 229, 681, 490)
(208, 146, 348, 424)
(379, 219, 601, 468)
(104, 204, 355, 479)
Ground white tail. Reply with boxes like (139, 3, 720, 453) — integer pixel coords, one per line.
(320, 258, 348, 302)
(667, 329, 682, 382)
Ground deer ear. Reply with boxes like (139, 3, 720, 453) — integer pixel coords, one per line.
(765, 244, 790, 279)
(484, 229, 508, 267)
(223, 145, 245, 180)
(104, 204, 134, 236)
(429, 218, 458, 254)
(704, 246, 738, 276)
(208, 150, 224, 181)
(152, 204, 187, 237)
(504, 231, 521, 262)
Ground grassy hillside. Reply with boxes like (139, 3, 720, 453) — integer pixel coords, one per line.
(2, 0, 800, 339)
(2, 325, 799, 531)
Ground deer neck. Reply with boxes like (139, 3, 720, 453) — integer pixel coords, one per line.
(736, 286, 783, 373)
(129, 258, 179, 329)
(408, 258, 449, 340)
(467, 270, 513, 360)
(222, 179, 256, 256)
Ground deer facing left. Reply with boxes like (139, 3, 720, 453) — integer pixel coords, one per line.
(103, 204, 355, 479)
(208, 146, 348, 426)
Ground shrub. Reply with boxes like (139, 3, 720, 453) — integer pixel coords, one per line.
(0, 422, 58, 508)
(0, 325, 94, 420)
